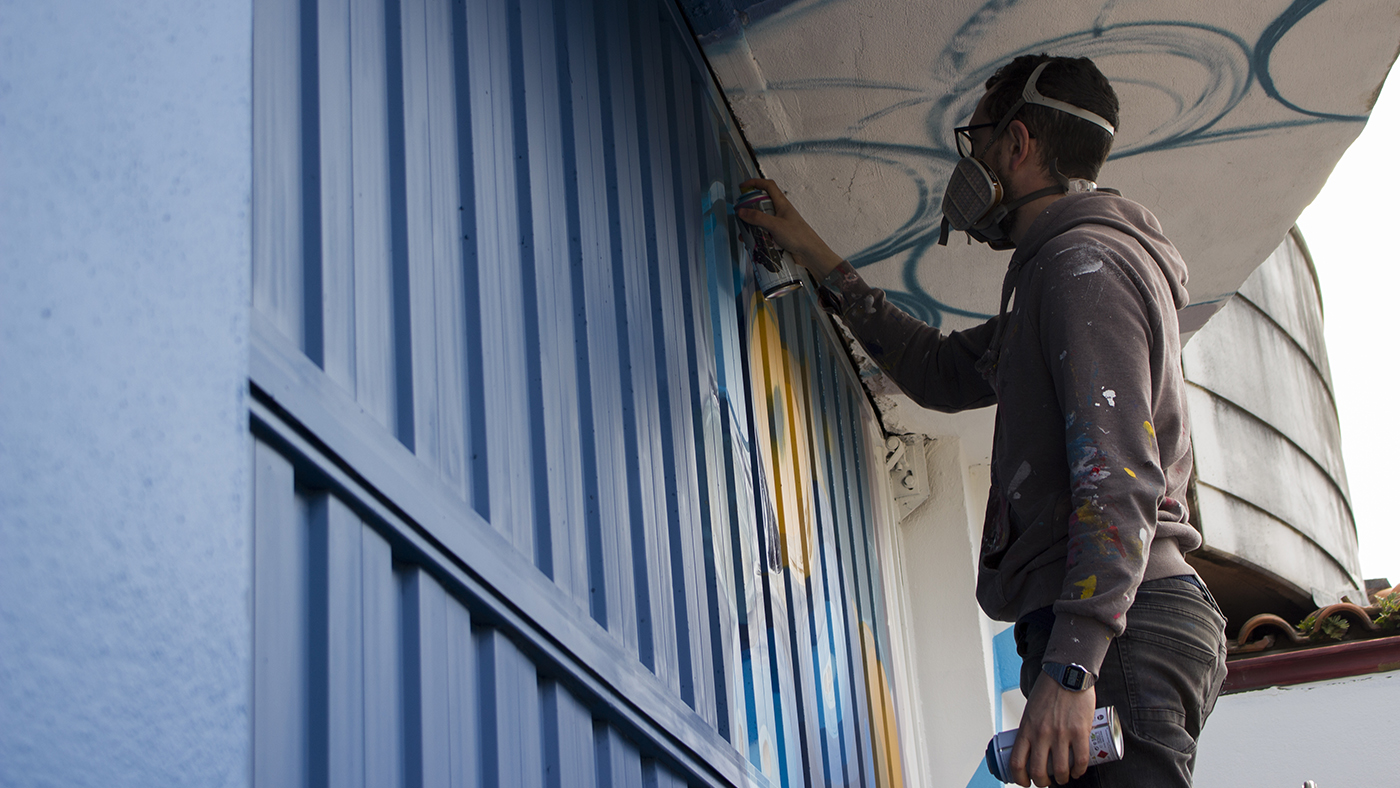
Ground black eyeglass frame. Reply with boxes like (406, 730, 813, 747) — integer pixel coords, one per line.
(954, 122, 998, 158)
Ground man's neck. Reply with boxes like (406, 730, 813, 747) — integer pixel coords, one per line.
(1008, 191, 1065, 246)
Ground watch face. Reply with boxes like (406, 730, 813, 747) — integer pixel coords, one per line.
(1064, 667, 1086, 691)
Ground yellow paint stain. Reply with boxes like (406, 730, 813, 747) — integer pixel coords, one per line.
(1074, 575, 1098, 600)
(747, 292, 817, 577)
(1075, 500, 1108, 528)
(1143, 420, 1156, 438)
(861, 622, 907, 788)
(1123, 467, 1137, 478)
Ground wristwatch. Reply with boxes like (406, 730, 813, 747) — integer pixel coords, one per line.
(1042, 662, 1095, 692)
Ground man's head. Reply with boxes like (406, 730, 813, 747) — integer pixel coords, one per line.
(940, 54, 1119, 248)
(978, 54, 1119, 180)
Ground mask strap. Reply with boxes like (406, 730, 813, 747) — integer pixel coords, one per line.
(1047, 157, 1072, 189)
(1021, 63, 1116, 136)
(984, 62, 1116, 149)
(997, 183, 1065, 214)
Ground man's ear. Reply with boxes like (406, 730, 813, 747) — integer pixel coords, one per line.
(1004, 119, 1039, 173)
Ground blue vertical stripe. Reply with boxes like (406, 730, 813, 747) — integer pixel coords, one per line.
(674, 55, 730, 738)
(554, 0, 609, 629)
(825, 366, 873, 788)
(812, 318, 858, 787)
(301, 0, 326, 367)
(360, 521, 402, 788)
(631, 0, 697, 706)
(306, 494, 332, 788)
(503, 0, 556, 580)
(383, 0, 416, 451)
(593, 0, 654, 671)
(448, 0, 491, 518)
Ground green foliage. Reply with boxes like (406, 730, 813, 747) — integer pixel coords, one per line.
(1296, 610, 1318, 637)
(1374, 593, 1400, 630)
(1296, 610, 1352, 642)
(1318, 615, 1350, 641)
(1294, 591, 1400, 642)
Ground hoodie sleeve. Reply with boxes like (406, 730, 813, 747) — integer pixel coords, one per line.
(817, 261, 998, 413)
(1035, 243, 1167, 677)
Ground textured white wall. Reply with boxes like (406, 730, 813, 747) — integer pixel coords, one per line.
(891, 437, 1002, 788)
(1184, 235, 1361, 601)
(0, 2, 253, 786)
(1193, 670, 1400, 788)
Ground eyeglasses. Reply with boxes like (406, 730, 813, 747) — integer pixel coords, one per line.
(954, 122, 997, 158)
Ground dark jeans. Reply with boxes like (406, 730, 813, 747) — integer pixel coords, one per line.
(1015, 577, 1228, 787)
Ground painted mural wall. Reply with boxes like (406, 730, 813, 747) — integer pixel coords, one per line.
(671, 8, 1390, 786)
(18, 2, 1386, 786)
(248, 0, 912, 785)
(680, 0, 1388, 635)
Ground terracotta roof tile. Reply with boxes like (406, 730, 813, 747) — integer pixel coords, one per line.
(1230, 602, 1389, 655)
(1221, 585, 1400, 692)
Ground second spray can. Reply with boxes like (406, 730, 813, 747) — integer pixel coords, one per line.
(985, 705, 1124, 783)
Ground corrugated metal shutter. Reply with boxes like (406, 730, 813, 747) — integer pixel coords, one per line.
(249, 0, 905, 784)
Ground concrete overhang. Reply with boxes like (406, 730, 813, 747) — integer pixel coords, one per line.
(680, 0, 1400, 458)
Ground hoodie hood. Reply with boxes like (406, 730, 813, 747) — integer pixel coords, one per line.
(973, 189, 1191, 381)
(1013, 190, 1190, 309)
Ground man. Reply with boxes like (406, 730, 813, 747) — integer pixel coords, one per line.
(738, 55, 1227, 788)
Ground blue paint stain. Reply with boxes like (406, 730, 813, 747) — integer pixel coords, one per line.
(966, 757, 1006, 788)
(680, 0, 828, 44)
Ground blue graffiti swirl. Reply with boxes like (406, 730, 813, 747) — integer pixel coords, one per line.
(699, 0, 1372, 325)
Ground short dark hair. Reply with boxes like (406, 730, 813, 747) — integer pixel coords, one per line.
(983, 54, 1119, 180)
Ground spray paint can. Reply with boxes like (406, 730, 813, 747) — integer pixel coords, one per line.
(985, 706, 1124, 783)
(735, 190, 804, 299)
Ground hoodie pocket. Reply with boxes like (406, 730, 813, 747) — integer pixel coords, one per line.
(980, 484, 1011, 566)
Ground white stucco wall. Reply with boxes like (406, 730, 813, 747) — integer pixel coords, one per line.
(1193, 670, 1400, 788)
(889, 437, 1005, 788)
(0, 2, 253, 786)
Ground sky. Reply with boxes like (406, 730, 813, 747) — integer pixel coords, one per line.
(1296, 69, 1400, 587)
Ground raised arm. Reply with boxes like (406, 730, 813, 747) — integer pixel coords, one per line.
(738, 179, 997, 412)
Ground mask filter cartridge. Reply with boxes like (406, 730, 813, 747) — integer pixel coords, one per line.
(942, 157, 1004, 233)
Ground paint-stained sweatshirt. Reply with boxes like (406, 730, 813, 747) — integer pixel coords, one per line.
(819, 190, 1199, 677)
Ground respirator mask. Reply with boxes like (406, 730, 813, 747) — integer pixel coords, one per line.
(939, 61, 1117, 250)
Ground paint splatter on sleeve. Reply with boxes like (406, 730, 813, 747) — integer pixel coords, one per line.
(1038, 245, 1170, 674)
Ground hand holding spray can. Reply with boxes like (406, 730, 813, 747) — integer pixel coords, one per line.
(985, 706, 1124, 783)
(735, 190, 804, 299)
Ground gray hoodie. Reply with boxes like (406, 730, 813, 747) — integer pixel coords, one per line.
(820, 190, 1199, 675)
